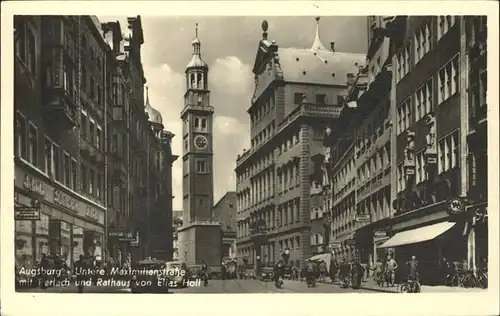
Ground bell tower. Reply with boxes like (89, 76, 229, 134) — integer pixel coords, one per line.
(178, 23, 221, 267)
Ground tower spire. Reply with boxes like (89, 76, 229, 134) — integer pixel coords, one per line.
(145, 85, 150, 106)
(192, 22, 201, 55)
(311, 16, 328, 51)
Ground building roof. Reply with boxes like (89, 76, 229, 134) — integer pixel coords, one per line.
(144, 86, 163, 125)
(186, 23, 208, 71)
(277, 48, 366, 86)
(213, 191, 237, 208)
(253, 17, 366, 87)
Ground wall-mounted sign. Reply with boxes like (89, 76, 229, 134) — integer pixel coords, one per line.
(54, 190, 78, 212)
(23, 174, 46, 197)
(356, 214, 371, 222)
(446, 197, 465, 216)
(15, 206, 41, 220)
(85, 207, 100, 222)
(374, 230, 387, 238)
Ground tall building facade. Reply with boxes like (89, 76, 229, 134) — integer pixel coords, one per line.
(14, 16, 177, 273)
(177, 24, 221, 267)
(321, 16, 489, 285)
(235, 18, 365, 271)
(212, 192, 238, 261)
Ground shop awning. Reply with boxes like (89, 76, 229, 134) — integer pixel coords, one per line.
(379, 222, 456, 249)
(307, 253, 332, 262)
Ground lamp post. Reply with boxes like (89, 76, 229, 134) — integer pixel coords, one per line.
(323, 210, 332, 253)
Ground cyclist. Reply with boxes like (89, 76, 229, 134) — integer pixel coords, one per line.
(407, 256, 419, 286)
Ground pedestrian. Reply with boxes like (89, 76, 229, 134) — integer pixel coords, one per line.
(74, 255, 85, 293)
(406, 255, 419, 291)
(373, 258, 383, 287)
(386, 254, 398, 287)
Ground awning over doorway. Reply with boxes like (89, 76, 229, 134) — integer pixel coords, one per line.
(379, 222, 456, 249)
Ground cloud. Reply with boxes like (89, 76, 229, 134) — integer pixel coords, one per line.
(210, 56, 253, 96)
(212, 116, 250, 202)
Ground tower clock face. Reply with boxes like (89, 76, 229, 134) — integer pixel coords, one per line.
(194, 135, 208, 150)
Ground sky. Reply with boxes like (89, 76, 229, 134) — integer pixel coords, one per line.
(98, 16, 368, 210)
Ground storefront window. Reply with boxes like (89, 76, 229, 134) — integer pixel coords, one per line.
(15, 220, 34, 271)
(61, 221, 72, 267)
(84, 230, 103, 262)
(73, 225, 84, 263)
(35, 213, 50, 263)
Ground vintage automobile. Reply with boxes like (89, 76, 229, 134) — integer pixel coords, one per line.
(130, 258, 169, 294)
(187, 264, 203, 281)
(165, 261, 189, 288)
(260, 266, 275, 282)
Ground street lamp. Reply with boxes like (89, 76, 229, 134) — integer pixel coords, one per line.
(323, 210, 332, 253)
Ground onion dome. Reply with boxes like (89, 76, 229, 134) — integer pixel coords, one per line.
(144, 86, 163, 125)
(185, 23, 208, 71)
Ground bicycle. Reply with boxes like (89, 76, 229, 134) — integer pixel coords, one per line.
(460, 269, 488, 289)
(399, 278, 421, 293)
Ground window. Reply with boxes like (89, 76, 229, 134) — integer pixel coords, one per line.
(196, 160, 207, 173)
(397, 163, 406, 193)
(15, 112, 27, 159)
(44, 138, 52, 174)
(89, 169, 95, 195)
(316, 94, 326, 104)
(27, 28, 36, 75)
(53, 143, 61, 182)
(396, 98, 412, 134)
(194, 117, 207, 132)
(438, 131, 459, 174)
(96, 126, 102, 150)
(415, 151, 427, 184)
(63, 62, 74, 97)
(89, 119, 95, 145)
(63, 152, 71, 186)
(438, 55, 459, 104)
(81, 112, 88, 137)
(396, 44, 411, 82)
(415, 22, 431, 63)
(294, 93, 304, 105)
(415, 79, 433, 121)
(71, 159, 77, 191)
(437, 16, 456, 41)
(81, 164, 87, 193)
(28, 123, 38, 165)
(96, 173, 102, 199)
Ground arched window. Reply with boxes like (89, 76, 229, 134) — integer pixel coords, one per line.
(190, 73, 195, 88)
(197, 73, 203, 89)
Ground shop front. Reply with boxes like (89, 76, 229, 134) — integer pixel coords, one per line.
(378, 200, 469, 285)
(14, 166, 105, 272)
(354, 217, 393, 266)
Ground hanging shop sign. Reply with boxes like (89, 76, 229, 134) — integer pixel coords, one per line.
(446, 197, 466, 216)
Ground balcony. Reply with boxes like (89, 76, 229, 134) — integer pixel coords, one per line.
(112, 106, 127, 125)
(43, 94, 78, 131)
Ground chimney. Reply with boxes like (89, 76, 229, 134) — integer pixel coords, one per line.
(330, 42, 335, 52)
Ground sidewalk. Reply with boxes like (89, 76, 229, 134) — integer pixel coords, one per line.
(315, 277, 488, 293)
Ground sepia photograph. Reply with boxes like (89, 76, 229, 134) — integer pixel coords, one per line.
(1, 1, 498, 316)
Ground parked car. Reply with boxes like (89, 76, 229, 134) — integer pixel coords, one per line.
(165, 261, 189, 288)
(260, 267, 274, 282)
(187, 264, 203, 281)
(130, 258, 169, 293)
(242, 269, 256, 279)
